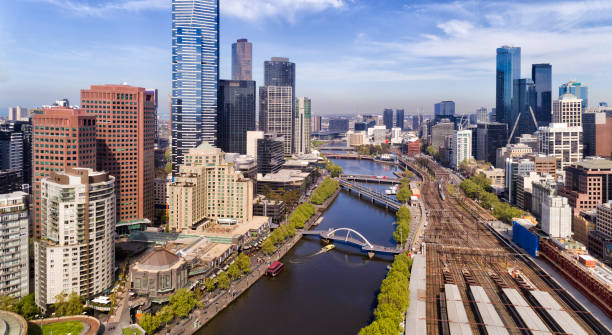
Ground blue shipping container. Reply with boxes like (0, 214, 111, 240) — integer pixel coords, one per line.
(512, 221, 539, 257)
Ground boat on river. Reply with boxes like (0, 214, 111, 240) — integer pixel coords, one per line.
(267, 261, 284, 277)
(385, 185, 398, 195)
(322, 244, 335, 252)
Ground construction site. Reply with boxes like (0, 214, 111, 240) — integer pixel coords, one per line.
(407, 158, 611, 335)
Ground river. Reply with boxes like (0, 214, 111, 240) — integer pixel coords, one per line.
(195, 159, 401, 335)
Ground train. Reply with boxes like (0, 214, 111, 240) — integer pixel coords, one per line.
(438, 178, 445, 201)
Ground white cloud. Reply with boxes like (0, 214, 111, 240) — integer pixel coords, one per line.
(36, 0, 345, 21)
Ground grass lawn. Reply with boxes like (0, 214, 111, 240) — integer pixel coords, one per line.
(41, 321, 84, 335)
(122, 328, 142, 335)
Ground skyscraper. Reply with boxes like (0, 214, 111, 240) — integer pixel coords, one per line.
(476, 107, 488, 124)
(434, 101, 455, 117)
(383, 109, 394, 130)
(559, 81, 588, 107)
(294, 97, 312, 154)
(32, 107, 97, 239)
(450, 130, 472, 170)
(257, 134, 285, 175)
(218, 80, 256, 154)
(532, 64, 552, 126)
(508, 78, 537, 143)
(81, 84, 157, 225)
(259, 57, 295, 154)
(0, 191, 29, 297)
(552, 94, 582, 127)
(171, 0, 219, 173)
(395, 109, 405, 130)
(496, 46, 521, 125)
(232, 38, 252, 81)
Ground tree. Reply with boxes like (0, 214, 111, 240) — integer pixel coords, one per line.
(228, 262, 242, 280)
(204, 277, 217, 292)
(358, 318, 398, 335)
(156, 304, 174, 325)
(425, 145, 438, 158)
(139, 313, 160, 335)
(0, 295, 19, 314)
(17, 294, 39, 320)
(326, 162, 343, 177)
(217, 272, 230, 290)
(165, 162, 172, 174)
(262, 239, 276, 255)
(65, 292, 83, 316)
(170, 288, 196, 318)
(237, 253, 251, 274)
(53, 292, 68, 316)
(396, 185, 412, 203)
(164, 148, 170, 161)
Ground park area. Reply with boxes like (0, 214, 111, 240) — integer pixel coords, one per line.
(28, 320, 84, 335)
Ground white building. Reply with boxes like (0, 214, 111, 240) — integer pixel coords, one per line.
(7, 106, 28, 121)
(370, 126, 386, 144)
(259, 86, 294, 154)
(35, 168, 116, 309)
(541, 195, 572, 238)
(246, 131, 264, 163)
(0, 191, 29, 297)
(294, 97, 311, 154)
(552, 94, 582, 127)
(346, 131, 367, 147)
(597, 201, 612, 238)
(391, 127, 402, 140)
(450, 129, 472, 170)
(537, 123, 583, 169)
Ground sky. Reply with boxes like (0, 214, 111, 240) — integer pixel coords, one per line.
(1, 0, 612, 118)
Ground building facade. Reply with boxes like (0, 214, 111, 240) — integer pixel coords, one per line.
(167, 143, 253, 231)
(232, 38, 252, 81)
(329, 119, 349, 132)
(0, 192, 29, 298)
(559, 159, 612, 213)
(434, 101, 455, 117)
(532, 63, 552, 127)
(582, 111, 612, 158)
(0, 121, 32, 186)
(81, 84, 156, 225)
(259, 85, 293, 154)
(541, 195, 572, 238)
(383, 109, 394, 130)
(8, 106, 28, 121)
(257, 134, 285, 175)
(246, 131, 264, 163)
(395, 109, 405, 130)
(559, 81, 588, 107)
(476, 122, 507, 165)
(450, 130, 472, 170)
(130, 247, 188, 298)
(171, 0, 220, 172)
(509, 78, 537, 143)
(496, 46, 521, 125)
(537, 123, 583, 169)
(552, 94, 582, 127)
(294, 97, 311, 154)
(32, 107, 97, 239)
(218, 80, 256, 154)
(35, 168, 115, 309)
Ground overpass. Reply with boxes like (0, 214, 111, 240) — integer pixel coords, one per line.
(303, 227, 402, 257)
(340, 174, 400, 184)
(338, 179, 402, 211)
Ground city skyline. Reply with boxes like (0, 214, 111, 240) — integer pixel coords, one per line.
(2, 1, 612, 117)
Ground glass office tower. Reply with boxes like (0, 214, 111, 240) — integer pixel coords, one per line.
(171, 0, 219, 173)
(396, 109, 405, 130)
(559, 81, 588, 108)
(532, 64, 552, 127)
(509, 78, 537, 143)
(218, 80, 256, 154)
(383, 109, 394, 129)
(496, 46, 521, 125)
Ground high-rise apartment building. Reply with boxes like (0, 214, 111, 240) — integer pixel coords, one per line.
(496, 46, 521, 125)
(259, 57, 295, 154)
(509, 78, 537, 143)
(8, 106, 28, 121)
(218, 80, 256, 154)
(450, 130, 472, 170)
(558, 158, 612, 213)
(171, 0, 219, 173)
(257, 134, 285, 175)
(383, 109, 394, 130)
(32, 107, 97, 239)
(532, 64, 552, 127)
(552, 94, 582, 127)
(167, 143, 253, 231)
(294, 97, 311, 154)
(35, 168, 115, 309)
(537, 123, 583, 169)
(81, 84, 156, 225)
(0, 191, 29, 298)
(559, 81, 588, 107)
(232, 38, 252, 81)
(395, 109, 405, 130)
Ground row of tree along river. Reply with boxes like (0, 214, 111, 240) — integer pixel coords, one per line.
(196, 159, 401, 334)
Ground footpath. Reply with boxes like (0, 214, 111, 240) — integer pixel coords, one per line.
(166, 187, 342, 335)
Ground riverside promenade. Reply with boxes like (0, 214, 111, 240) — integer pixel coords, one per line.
(167, 187, 342, 335)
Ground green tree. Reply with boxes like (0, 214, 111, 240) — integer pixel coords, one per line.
(156, 304, 174, 325)
(217, 271, 230, 290)
(204, 277, 217, 292)
(0, 295, 19, 313)
(165, 162, 172, 174)
(227, 262, 242, 280)
(170, 288, 196, 318)
(237, 253, 251, 274)
(65, 292, 83, 316)
(358, 318, 398, 335)
(425, 145, 438, 158)
(325, 162, 343, 177)
(396, 185, 412, 203)
(164, 148, 170, 161)
(53, 292, 68, 316)
(17, 294, 39, 320)
(139, 313, 160, 334)
(262, 239, 276, 255)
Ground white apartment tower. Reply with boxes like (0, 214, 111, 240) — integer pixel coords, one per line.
(450, 130, 472, 170)
(0, 191, 29, 297)
(552, 94, 583, 127)
(35, 168, 115, 309)
(537, 123, 583, 169)
(259, 86, 294, 154)
(541, 195, 572, 238)
(294, 97, 312, 154)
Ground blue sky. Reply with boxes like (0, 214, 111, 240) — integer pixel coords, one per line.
(1, 0, 612, 118)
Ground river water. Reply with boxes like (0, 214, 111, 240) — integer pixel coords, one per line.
(196, 159, 401, 335)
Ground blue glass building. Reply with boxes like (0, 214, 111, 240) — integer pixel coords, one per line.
(531, 64, 552, 126)
(496, 46, 521, 125)
(383, 109, 394, 130)
(171, 0, 219, 173)
(509, 78, 537, 143)
(395, 109, 405, 130)
(559, 81, 588, 108)
(434, 101, 455, 116)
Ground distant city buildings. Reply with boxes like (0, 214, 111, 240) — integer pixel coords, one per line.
(35, 168, 115, 309)
(232, 38, 252, 81)
(383, 109, 394, 130)
(395, 109, 405, 130)
(328, 118, 349, 132)
(476, 107, 488, 124)
(7, 106, 28, 121)
(312, 115, 322, 132)
(0, 121, 32, 186)
(508, 78, 537, 143)
(434, 101, 455, 117)
(294, 97, 312, 154)
(559, 81, 588, 107)
(476, 122, 507, 165)
(218, 80, 256, 154)
(171, 0, 219, 173)
(582, 110, 612, 158)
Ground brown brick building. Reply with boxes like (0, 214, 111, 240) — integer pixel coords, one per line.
(81, 84, 157, 225)
(32, 107, 97, 238)
(529, 154, 558, 178)
(558, 159, 612, 213)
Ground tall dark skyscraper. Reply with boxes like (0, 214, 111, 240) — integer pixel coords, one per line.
(434, 101, 455, 116)
(171, 0, 219, 173)
(257, 134, 285, 175)
(509, 78, 537, 143)
(496, 46, 521, 125)
(395, 109, 405, 130)
(476, 122, 508, 165)
(232, 38, 252, 81)
(218, 80, 256, 154)
(260, 57, 296, 154)
(383, 109, 394, 130)
(532, 64, 552, 127)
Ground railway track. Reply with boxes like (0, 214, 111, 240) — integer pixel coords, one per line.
(413, 158, 608, 335)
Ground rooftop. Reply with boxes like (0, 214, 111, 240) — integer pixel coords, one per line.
(257, 169, 310, 183)
(572, 158, 612, 171)
(134, 246, 185, 272)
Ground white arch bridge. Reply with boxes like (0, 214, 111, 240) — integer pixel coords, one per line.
(302, 228, 402, 257)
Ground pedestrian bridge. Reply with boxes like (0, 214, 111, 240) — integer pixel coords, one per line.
(338, 179, 402, 211)
(340, 174, 400, 184)
(303, 228, 402, 256)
